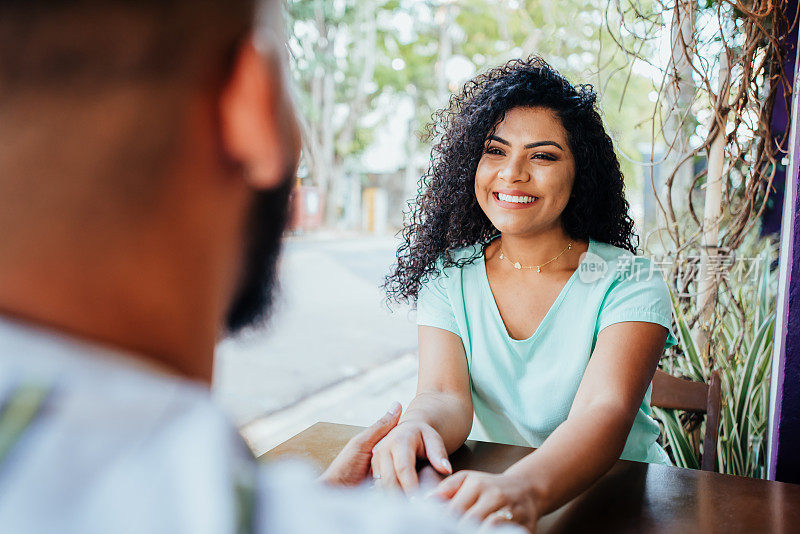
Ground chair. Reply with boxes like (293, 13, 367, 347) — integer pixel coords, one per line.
(651, 369, 722, 471)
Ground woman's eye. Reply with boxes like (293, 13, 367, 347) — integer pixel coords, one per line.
(532, 153, 556, 161)
(485, 147, 503, 155)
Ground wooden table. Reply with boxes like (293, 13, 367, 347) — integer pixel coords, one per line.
(261, 422, 800, 533)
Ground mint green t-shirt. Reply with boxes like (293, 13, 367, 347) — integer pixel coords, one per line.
(416, 239, 677, 465)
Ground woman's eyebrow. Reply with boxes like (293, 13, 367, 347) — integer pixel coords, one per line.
(488, 135, 564, 151)
(526, 140, 564, 150)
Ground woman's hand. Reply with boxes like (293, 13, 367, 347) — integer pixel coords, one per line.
(429, 470, 541, 533)
(371, 420, 453, 492)
(318, 402, 402, 487)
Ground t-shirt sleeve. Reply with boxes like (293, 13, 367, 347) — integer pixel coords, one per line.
(597, 265, 678, 349)
(416, 267, 460, 337)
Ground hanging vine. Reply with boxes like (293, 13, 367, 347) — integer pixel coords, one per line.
(602, 0, 794, 356)
(600, 0, 796, 474)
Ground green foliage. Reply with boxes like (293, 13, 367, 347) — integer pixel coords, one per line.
(655, 407, 700, 470)
(656, 236, 777, 477)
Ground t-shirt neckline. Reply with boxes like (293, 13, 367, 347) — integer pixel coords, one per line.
(479, 238, 595, 344)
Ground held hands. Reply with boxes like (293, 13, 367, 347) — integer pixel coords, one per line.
(322, 408, 539, 531)
(319, 402, 402, 486)
(370, 420, 453, 492)
(429, 470, 541, 533)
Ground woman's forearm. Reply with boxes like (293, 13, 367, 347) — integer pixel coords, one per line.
(505, 403, 634, 517)
(400, 391, 473, 453)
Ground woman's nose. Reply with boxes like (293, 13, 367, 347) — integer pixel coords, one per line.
(497, 157, 530, 183)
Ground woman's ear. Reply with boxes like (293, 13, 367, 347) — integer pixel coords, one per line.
(218, 37, 300, 190)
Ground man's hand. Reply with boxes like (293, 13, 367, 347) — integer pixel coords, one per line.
(318, 402, 402, 486)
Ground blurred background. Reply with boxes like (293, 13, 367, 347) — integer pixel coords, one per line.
(212, 0, 790, 476)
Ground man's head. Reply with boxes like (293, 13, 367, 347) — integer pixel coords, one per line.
(0, 0, 301, 378)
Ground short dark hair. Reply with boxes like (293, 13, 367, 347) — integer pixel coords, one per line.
(0, 0, 253, 95)
(385, 56, 637, 304)
(0, 0, 256, 214)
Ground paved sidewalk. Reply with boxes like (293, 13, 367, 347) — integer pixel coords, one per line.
(242, 353, 419, 456)
(213, 234, 417, 426)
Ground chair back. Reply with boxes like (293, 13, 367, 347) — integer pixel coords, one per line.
(651, 369, 721, 471)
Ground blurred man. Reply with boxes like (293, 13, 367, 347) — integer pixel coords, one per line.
(0, 1, 517, 532)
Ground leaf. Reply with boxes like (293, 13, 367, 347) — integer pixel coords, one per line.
(732, 314, 775, 449)
(671, 300, 706, 380)
(654, 407, 700, 469)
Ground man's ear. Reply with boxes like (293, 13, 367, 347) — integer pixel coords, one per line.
(218, 37, 300, 190)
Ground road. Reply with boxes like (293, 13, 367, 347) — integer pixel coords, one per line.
(212, 233, 419, 444)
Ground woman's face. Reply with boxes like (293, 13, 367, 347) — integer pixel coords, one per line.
(474, 106, 576, 238)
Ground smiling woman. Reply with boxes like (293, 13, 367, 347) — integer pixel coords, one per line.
(380, 57, 677, 532)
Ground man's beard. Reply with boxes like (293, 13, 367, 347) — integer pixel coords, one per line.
(224, 178, 294, 335)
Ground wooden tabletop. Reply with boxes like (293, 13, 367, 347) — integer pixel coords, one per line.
(261, 422, 800, 533)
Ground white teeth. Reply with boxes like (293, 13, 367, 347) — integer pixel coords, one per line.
(497, 193, 536, 203)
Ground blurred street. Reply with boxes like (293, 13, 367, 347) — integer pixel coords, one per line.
(212, 232, 419, 454)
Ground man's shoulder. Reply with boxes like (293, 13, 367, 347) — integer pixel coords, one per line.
(0, 378, 248, 533)
(0, 319, 249, 533)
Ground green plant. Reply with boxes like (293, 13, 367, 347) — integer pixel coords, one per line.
(655, 238, 777, 477)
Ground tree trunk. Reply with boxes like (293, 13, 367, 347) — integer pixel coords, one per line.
(404, 94, 421, 222)
(663, 0, 696, 230)
(436, 4, 454, 103)
(693, 50, 731, 365)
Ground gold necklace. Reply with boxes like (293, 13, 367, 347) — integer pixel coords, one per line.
(498, 240, 573, 273)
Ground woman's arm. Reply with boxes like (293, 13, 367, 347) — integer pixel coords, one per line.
(371, 325, 473, 491)
(434, 321, 667, 531)
(404, 325, 474, 450)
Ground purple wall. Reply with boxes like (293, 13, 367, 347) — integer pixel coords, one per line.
(762, 15, 796, 236)
(763, 1, 797, 236)
(769, 1, 800, 484)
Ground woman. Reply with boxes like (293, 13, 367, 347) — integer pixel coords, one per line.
(377, 57, 677, 531)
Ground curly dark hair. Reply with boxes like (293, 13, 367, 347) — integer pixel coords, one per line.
(384, 56, 637, 304)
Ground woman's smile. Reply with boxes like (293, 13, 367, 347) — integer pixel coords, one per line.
(493, 189, 539, 209)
